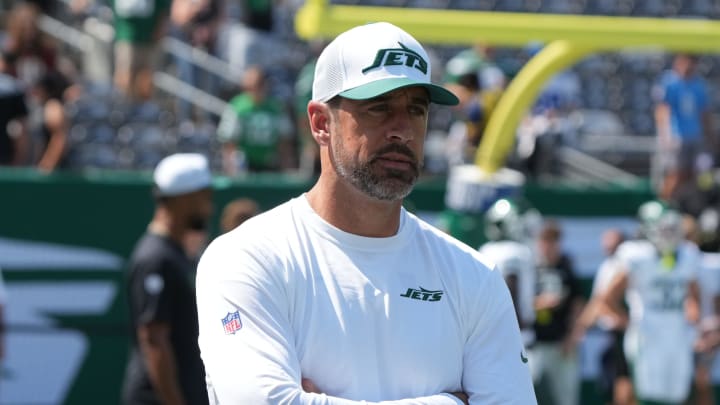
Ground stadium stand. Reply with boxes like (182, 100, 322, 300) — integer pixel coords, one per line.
(2, 0, 719, 180)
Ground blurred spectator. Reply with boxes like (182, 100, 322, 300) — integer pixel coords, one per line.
(478, 198, 540, 348)
(514, 43, 580, 178)
(293, 41, 324, 177)
(533, 74, 581, 118)
(28, 70, 70, 172)
(217, 65, 295, 174)
(122, 153, 212, 405)
(112, 0, 171, 100)
(653, 53, 713, 203)
(220, 197, 259, 233)
(443, 44, 507, 167)
(519, 43, 581, 119)
(169, 0, 224, 122)
(444, 65, 482, 167)
(2, 2, 58, 87)
(530, 220, 584, 405)
(239, 0, 272, 32)
(183, 228, 209, 265)
(697, 204, 720, 252)
(570, 229, 633, 405)
(217, 0, 273, 74)
(0, 68, 30, 166)
(23, 0, 58, 17)
(185, 197, 260, 261)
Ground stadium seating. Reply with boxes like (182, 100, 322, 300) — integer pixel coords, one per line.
(46, 0, 720, 175)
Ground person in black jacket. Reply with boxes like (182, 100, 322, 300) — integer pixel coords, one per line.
(122, 153, 213, 405)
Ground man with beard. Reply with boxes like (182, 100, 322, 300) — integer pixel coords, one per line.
(122, 153, 212, 405)
(196, 22, 536, 404)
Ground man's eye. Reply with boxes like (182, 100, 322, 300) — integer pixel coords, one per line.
(409, 105, 428, 116)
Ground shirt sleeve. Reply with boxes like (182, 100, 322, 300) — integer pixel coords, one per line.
(130, 258, 174, 325)
(196, 235, 464, 405)
(462, 268, 537, 404)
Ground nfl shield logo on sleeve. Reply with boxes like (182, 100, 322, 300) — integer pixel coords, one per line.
(222, 311, 242, 335)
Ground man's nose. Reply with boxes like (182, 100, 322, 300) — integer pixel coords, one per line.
(385, 110, 414, 143)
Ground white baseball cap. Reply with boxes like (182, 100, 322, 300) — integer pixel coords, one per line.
(312, 22, 458, 106)
(153, 153, 212, 197)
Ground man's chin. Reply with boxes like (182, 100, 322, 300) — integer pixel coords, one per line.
(365, 178, 416, 201)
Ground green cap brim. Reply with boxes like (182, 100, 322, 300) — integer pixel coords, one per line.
(339, 77, 459, 106)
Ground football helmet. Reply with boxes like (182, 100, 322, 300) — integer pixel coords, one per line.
(637, 200, 684, 253)
(484, 198, 542, 242)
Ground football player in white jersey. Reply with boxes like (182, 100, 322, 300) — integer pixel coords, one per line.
(601, 200, 700, 405)
(478, 198, 540, 347)
(685, 213, 720, 405)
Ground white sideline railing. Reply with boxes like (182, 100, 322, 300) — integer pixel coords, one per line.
(153, 71, 228, 117)
(557, 146, 642, 185)
(36, 14, 230, 117)
(37, 14, 94, 52)
(160, 36, 238, 84)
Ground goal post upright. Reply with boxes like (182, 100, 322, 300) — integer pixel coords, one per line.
(295, 1, 720, 174)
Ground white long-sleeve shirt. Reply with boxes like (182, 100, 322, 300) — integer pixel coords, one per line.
(196, 195, 536, 404)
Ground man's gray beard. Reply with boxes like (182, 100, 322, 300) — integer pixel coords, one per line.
(328, 112, 422, 201)
(337, 159, 417, 201)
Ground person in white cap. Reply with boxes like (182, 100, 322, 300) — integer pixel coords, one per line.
(196, 22, 536, 404)
(122, 153, 213, 405)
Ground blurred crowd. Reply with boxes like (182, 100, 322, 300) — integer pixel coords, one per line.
(1, 0, 720, 185)
(0, 0, 310, 173)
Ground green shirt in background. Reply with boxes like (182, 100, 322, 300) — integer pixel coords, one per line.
(113, 0, 170, 44)
(217, 93, 293, 172)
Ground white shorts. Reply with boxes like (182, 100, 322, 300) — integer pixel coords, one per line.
(625, 326, 693, 402)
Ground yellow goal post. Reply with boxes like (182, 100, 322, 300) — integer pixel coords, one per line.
(295, 0, 720, 175)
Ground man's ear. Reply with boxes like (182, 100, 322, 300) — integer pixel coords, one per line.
(308, 101, 332, 146)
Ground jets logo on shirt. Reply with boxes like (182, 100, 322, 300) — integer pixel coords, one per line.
(400, 287, 444, 302)
(222, 311, 242, 335)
